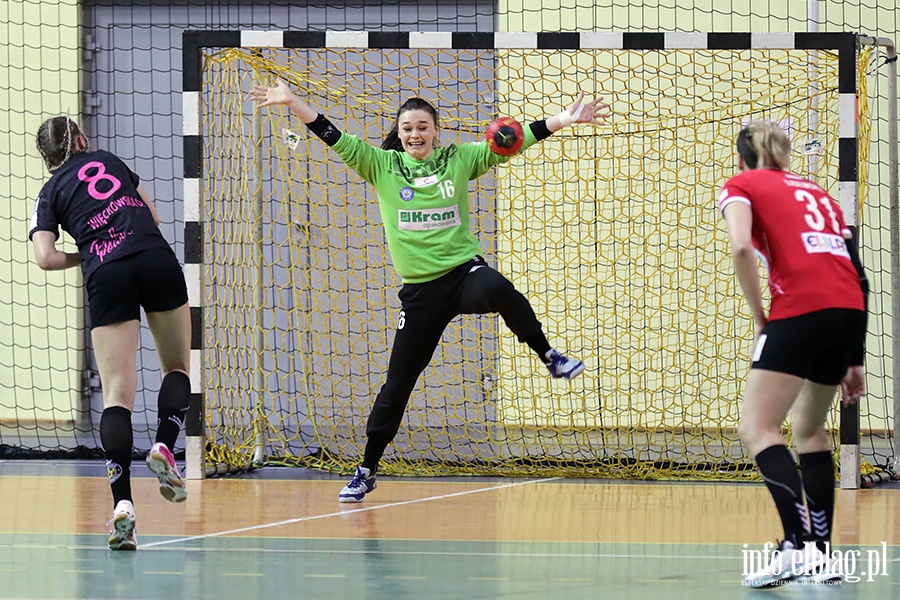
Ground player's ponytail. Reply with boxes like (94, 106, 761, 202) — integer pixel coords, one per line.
(381, 97, 439, 151)
(36, 116, 88, 172)
(381, 123, 403, 151)
(736, 121, 790, 171)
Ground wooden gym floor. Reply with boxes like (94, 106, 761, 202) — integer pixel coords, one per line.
(0, 460, 898, 599)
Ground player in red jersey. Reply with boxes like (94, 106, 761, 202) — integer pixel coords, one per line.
(719, 121, 867, 587)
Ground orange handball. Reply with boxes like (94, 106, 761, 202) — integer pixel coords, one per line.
(485, 116, 524, 156)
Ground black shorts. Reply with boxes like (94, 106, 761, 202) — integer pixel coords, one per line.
(85, 247, 188, 328)
(751, 308, 866, 385)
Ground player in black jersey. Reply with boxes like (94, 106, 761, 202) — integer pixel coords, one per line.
(30, 116, 192, 550)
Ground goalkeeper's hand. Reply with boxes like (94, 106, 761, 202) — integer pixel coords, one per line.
(250, 78, 296, 108)
(559, 91, 611, 126)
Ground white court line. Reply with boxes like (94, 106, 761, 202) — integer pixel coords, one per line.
(140, 477, 560, 548)
(8, 540, 899, 563)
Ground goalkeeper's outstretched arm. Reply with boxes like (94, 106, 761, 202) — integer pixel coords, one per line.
(250, 78, 317, 123)
(251, 78, 343, 147)
(544, 91, 611, 133)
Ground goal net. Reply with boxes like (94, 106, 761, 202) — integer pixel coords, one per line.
(189, 32, 893, 479)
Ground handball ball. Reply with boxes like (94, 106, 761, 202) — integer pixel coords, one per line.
(486, 116, 524, 156)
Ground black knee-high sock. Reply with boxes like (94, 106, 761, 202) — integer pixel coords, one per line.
(799, 450, 835, 543)
(755, 444, 809, 545)
(155, 371, 190, 450)
(100, 406, 133, 507)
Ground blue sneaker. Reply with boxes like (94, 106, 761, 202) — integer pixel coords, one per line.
(339, 466, 377, 503)
(545, 349, 585, 380)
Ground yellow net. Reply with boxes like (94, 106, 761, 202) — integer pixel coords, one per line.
(200, 45, 849, 479)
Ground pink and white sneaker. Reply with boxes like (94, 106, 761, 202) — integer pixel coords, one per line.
(146, 442, 187, 503)
(107, 500, 137, 551)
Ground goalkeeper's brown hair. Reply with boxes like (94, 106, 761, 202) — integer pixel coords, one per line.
(381, 98, 439, 151)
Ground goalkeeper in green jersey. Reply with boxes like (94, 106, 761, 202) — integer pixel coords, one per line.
(251, 79, 609, 502)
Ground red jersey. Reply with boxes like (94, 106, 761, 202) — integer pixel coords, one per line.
(718, 168, 864, 321)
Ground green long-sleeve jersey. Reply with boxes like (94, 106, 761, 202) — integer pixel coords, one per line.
(331, 127, 539, 283)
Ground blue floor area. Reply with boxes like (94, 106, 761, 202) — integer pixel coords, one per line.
(3, 534, 896, 600)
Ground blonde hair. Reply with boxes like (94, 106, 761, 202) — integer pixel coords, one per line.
(736, 120, 791, 170)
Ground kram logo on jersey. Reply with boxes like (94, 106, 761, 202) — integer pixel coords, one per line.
(398, 206, 461, 231)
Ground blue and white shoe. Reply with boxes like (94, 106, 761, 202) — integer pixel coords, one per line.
(338, 466, 377, 503)
(545, 349, 585, 380)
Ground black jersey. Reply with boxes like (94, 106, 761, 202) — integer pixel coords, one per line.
(29, 150, 171, 281)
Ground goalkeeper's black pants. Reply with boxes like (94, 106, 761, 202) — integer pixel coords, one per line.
(361, 255, 550, 472)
